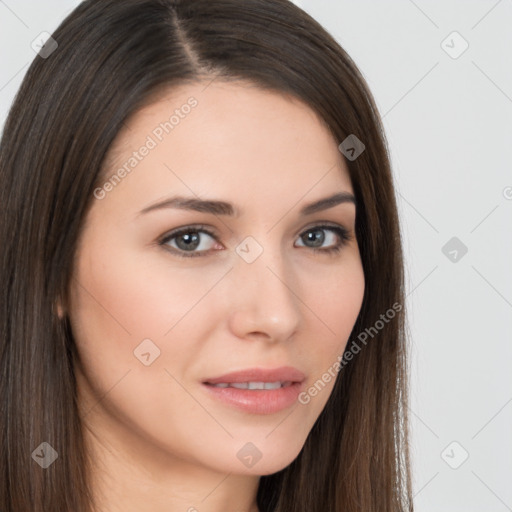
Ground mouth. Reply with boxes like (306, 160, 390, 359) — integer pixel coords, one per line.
(204, 381, 294, 390)
(201, 366, 305, 414)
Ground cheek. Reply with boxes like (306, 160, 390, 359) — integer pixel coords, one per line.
(67, 241, 227, 398)
(295, 257, 365, 413)
(67, 244, 225, 454)
(303, 255, 365, 347)
(316, 268, 364, 328)
(69, 239, 224, 341)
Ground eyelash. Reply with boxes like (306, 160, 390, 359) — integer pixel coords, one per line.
(158, 223, 353, 259)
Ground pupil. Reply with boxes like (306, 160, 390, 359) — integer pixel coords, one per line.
(177, 232, 200, 251)
(305, 229, 324, 247)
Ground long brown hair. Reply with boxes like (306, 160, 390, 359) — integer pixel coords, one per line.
(0, 1, 413, 510)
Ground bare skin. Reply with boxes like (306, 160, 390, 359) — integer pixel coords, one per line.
(62, 80, 365, 512)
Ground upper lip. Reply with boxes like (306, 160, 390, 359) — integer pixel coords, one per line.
(203, 366, 306, 385)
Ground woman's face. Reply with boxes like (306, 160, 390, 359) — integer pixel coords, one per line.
(66, 80, 365, 476)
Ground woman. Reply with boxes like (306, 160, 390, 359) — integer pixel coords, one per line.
(0, 0, 413, 510)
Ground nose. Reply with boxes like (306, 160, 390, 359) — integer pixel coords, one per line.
(226, 247, 302, 343)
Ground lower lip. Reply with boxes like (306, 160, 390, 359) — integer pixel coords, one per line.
(201, 382, 303, 414)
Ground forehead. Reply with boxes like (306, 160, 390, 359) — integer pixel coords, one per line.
(99, 80, 353, 214)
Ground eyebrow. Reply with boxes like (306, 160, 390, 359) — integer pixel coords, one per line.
(137, 191, 356, 218)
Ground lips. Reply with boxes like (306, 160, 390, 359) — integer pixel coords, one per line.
(202, 366, 306, 386)
(201, 366, 306, 414)
(210, 381, 288, 390)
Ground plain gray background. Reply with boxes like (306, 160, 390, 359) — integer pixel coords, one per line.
(1, 1, 511, 510)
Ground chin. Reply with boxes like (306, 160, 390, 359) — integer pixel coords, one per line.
(220, 437, 306, 476)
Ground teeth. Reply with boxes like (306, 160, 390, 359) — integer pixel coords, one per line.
(211, 381, 285, 390)
(231, 382, 250, 389)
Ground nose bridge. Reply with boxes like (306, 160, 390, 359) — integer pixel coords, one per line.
(227, 234, 301, 341)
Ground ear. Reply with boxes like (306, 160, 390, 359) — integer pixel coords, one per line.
(54, 297, 66, 320)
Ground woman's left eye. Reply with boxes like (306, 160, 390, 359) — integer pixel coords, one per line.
(294, 224, 352, 254)
(158, 224, 352, 258)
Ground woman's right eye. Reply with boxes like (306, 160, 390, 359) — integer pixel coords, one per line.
(159, 225, 221, 258)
